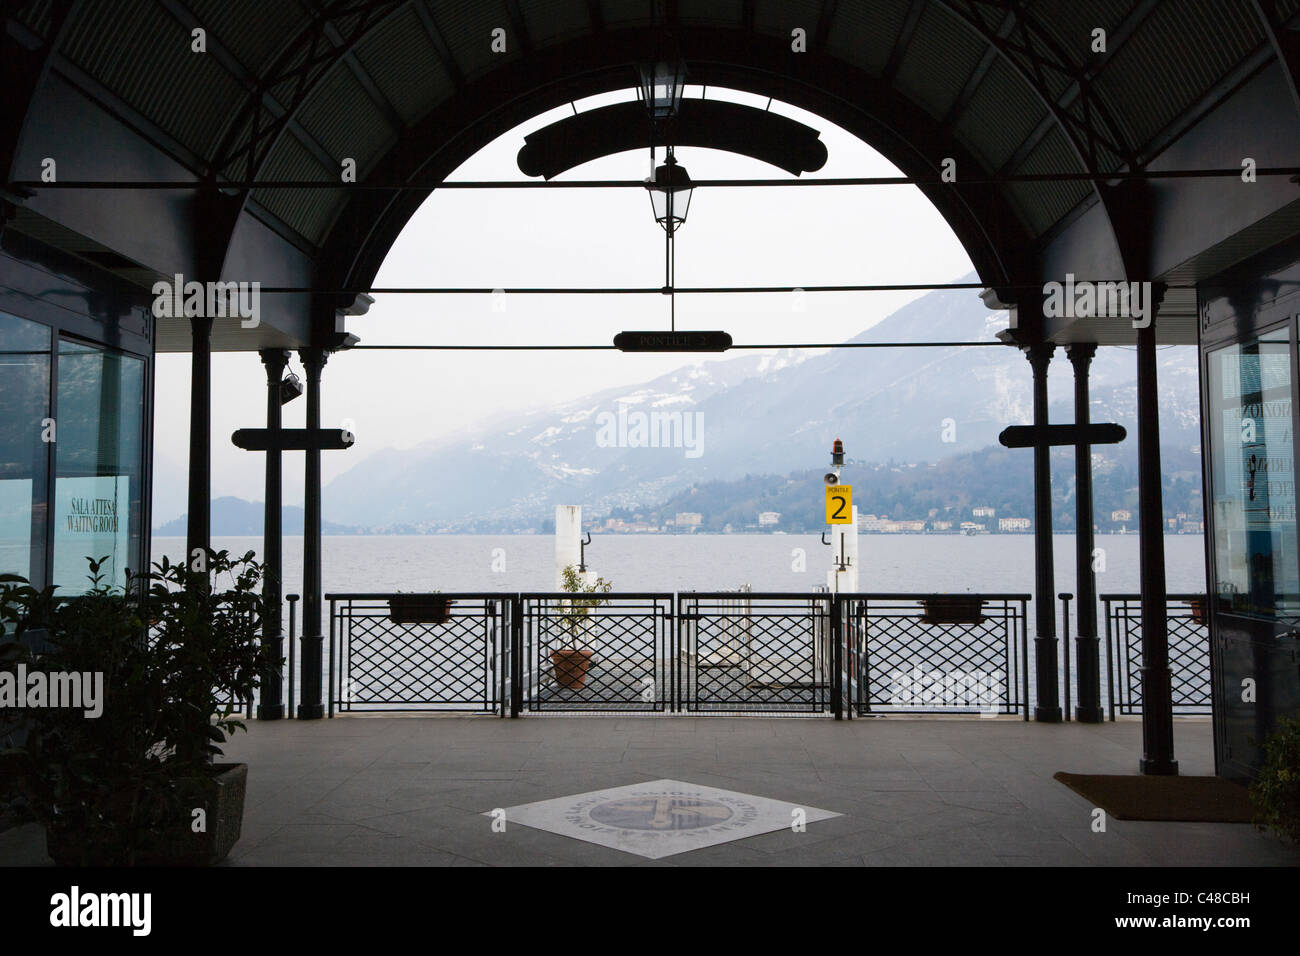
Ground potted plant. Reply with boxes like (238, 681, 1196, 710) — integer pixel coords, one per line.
(920, 592, 985, 625)
(1188, 595, 1209, 626)
(1250, 716, 1300, 845)
(551, 565, 611, 690)
(388, 590, 453, 625)
(0, 550, 275, 866)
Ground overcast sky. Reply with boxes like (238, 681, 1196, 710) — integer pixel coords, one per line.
(151, 87, 975, 521)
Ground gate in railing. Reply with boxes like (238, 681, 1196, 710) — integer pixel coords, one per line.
(322, 592, 1032, 718)
(1102, 593, 1211, 716)
(678, 593, 834, 714)
(327, 593, 508, 714)
(520, 593, 673, 713)
(843, 594, 1030, 717)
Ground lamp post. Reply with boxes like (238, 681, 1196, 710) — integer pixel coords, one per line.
(646, 150, 693, 329)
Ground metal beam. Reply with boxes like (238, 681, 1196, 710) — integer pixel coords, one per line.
(881, 0, 927, 84)
(995, 0, 1161, 179)
(412, 0, 465, 89)
(1251, 0, 1300, 116)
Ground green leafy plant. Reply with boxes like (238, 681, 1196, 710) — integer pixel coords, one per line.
(1250, 715, 1300, 844)
(556, 564, 612, 649)
(0, 550, 275, 865)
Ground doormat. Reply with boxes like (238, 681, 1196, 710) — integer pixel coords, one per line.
(1053, 772, 1253, 823)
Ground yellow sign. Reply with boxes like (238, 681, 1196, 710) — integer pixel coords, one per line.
(825, 485, 853, 524)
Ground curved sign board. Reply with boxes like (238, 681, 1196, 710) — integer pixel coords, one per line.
(518, 99, 828, 179)
(614, 330, 733, 353)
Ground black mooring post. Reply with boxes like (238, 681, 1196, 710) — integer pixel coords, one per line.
(186, 316, 213, 591)
(1136, 317, 1178, 774)
(1024, 342, 1062, 722)
(297, 347, 327, 720)
(257, 349, 290, 720)
(830, 595, 843, 720)
(1066, 342, 1105, 723)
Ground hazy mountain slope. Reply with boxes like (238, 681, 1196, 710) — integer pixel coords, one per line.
(321, 280, 1201, 529)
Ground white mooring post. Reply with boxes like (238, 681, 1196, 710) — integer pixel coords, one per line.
(826, 505, 860, 594)
(555, 505, 583, 589)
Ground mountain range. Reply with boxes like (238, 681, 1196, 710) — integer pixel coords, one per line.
(154, 278, 1203, 534)
(315, 279, 1201, 531)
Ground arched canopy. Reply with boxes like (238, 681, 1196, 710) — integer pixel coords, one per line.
(3, 0, 1299, 349)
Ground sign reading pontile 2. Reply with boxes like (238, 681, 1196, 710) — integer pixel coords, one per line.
(614, 330, 732, 352)
(826, 485, 853, 524)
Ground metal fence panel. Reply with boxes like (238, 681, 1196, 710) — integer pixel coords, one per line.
(1102, 594, 1211, 716)
(679, 592, 832, 713)
(326, 593, 506, 713)
(521, 593, 672, 712)
(842, 594, 1030, 717)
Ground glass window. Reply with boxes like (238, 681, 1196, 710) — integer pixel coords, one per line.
(1207, 326, 1300, 620)
(0, 313, 52, 586)
(51, 339, 145, 594)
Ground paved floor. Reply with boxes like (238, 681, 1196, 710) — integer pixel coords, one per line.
(2, 716, 1296, 866)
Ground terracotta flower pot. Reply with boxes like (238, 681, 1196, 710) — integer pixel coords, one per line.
(551, 648, 594, 689)
(1189, 596, 1209, 626)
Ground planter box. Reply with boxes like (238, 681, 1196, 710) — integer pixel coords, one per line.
(1189, 596, 1209, 626)
(920, 596, 986, 625)
(388, 595, 453, 624)
(46, 762, 247, 866)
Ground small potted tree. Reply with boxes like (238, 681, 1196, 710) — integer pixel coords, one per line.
(0, 550, 275, 866)
(551, 565, 611, 690)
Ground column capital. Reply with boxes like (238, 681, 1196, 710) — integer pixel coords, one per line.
(259, 348, 291, 378)
(1021, 341, 1056, 373)
(1065, 341, 1098, 369)
(298, 346, 329, 377)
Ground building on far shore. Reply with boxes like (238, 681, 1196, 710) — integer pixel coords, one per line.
(673, 512, 703, 532)
(758, 511, 781, 527)
(998, 517, 1031, 532)
(972, 506, 995, 519)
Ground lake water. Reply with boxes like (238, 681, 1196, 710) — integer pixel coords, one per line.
(151, 532, 1207, 598)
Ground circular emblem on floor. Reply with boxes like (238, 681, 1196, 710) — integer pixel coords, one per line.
(588, 794, 736, 831)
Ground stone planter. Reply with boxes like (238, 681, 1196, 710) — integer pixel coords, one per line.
(46, 762, 248, 866)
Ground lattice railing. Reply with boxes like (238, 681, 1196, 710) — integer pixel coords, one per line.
(1102, 594, 1212, 716)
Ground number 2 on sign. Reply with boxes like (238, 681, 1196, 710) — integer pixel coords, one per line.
(826, 485, 853, 524)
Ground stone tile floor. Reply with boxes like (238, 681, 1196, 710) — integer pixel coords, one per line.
(2, 715, 1297, 866)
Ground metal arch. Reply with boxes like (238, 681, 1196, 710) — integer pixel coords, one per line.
(1251, 0, 1300, 115)
(317, 28, 1038, 306)
(932, 0, 1136, 173)
(1, 0, 81, 185)
(208, 0, 408, 184)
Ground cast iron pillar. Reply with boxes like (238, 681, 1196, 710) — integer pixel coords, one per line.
(1066, 342, 1104, 723)
(297, 347, 327, 720)
(257, 349, 290, 720)
(1136, 303, 1178, 774)
(1025, 342, 1062, 722)
(186, 315, 213, 589)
